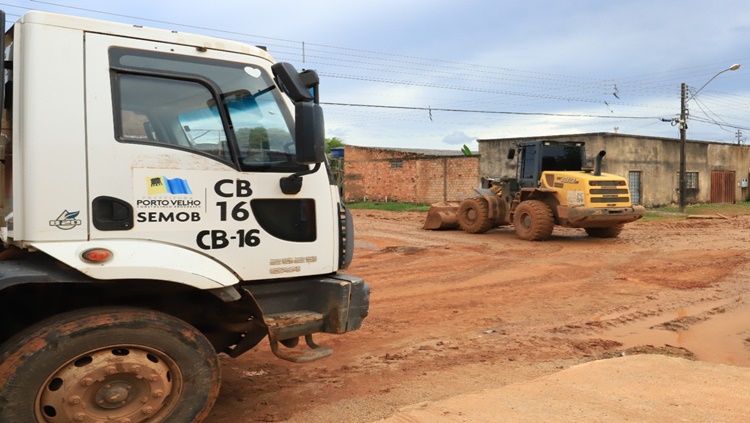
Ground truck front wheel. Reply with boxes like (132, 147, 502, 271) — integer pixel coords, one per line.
(513, 200, 554, 241)
(0, 307, 220, 423)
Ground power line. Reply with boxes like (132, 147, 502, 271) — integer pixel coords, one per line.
(3, 1, 746, 137)
(321, 102, 661, 120)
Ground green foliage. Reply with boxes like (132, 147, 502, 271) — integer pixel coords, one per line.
(654, 202, 750, 215)
(640, 202, 750, 222)
(346, 201, 430, 212)
(461, 144, 472, 156)
(325, 137, 345, 154)
(245, 127, 269, 149)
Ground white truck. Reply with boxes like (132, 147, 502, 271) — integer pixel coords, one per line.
(0, 10, 369, 423)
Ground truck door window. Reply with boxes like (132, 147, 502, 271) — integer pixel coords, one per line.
(225, 86, 296, 171)
(115, 74, 231, 162)
(110, 48, 302, 172)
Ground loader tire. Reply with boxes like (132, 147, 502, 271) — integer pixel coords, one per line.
(0, 306, 220, 423)
(458, 196, 495, 234)
(513, 200, 554, 241)
(585, 224, 624, 238)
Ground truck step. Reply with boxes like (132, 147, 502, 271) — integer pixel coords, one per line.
(264, 311, 333, 363)
(269, 334, 333, 363)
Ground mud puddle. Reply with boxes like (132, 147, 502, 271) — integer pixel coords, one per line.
(599, 300, 750, 367)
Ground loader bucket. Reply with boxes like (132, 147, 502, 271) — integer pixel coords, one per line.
(422, 201, 461, 230)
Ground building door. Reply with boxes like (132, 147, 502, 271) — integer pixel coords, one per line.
(628, 171, 642, 205)
(710, 170, 736, 204)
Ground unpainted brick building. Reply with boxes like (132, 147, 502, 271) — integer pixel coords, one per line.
(342, 146, 479, 204)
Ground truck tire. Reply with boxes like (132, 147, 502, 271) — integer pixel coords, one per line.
(585, 224, 624, 238)
(0, 307, 220, 423)
(513, 200, 554, 241)
(458, 196, 495, 234)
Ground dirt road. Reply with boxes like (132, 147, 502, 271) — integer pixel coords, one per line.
(206, 210, 750, 422)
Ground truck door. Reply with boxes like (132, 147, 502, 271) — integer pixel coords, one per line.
(83, 33, 337, 283)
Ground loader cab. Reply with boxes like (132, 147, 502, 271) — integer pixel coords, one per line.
(516, 141, 585, 188)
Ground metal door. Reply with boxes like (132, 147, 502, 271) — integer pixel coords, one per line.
(711, 171, 735, 204)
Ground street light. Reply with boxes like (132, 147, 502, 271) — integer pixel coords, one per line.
(678, 63, 741, 213)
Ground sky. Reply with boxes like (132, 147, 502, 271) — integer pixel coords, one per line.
(3, 0, 750, 151)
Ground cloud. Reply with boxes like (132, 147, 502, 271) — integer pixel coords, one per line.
(442, 131, 474, 145)
(40, 0, 750, 149)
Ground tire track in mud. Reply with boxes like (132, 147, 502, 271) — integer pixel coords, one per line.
(207, 211, 750, 423)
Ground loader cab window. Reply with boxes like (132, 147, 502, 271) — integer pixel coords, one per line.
(109, 48, 303, 172)
(540, 144, 583, 172)
(520, 145, 537, 180)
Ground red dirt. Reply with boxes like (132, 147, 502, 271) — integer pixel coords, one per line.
(206, 210, 750, 422)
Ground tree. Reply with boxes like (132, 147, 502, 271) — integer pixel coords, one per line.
(326, 137, 345, 155)
(326, 137, 345, 195)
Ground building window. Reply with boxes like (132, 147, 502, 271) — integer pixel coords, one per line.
(676, 171, 699, 190)
(686, 172, 699, 189)
(628, 171, 641, 205)
(390, 161, 403, 169)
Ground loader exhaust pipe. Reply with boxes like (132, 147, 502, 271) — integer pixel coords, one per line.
(594, 150, 606, 176)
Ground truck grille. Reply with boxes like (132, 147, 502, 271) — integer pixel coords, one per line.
(590, 197, 631, 203)
(590, 189, 629, 195)
(590, 180, 624, 186)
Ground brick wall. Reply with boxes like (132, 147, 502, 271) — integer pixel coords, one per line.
(343, 146, 479, 204)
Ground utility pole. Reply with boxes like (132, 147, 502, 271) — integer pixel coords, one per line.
(679, 83, 687, 213)
(737, 129, 743, 145)
(676, 64, 740, 214)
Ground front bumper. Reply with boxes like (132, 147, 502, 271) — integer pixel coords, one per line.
(558, 205, 646, 228)
(241, 272, 370, 341)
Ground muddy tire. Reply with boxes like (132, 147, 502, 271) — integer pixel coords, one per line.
(458, 196, 495, 234)
(585, 224, 624, 238)
(0, 307, 220, 423)
(513, 200, 554, 241)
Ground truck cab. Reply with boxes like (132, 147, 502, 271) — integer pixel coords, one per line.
(0, 11, 368, 423)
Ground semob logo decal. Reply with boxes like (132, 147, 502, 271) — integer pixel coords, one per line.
(146, 176, 192, 196)
(49, 210, 82, 230)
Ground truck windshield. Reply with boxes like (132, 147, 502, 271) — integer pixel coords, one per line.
(110, 48, 301, 172)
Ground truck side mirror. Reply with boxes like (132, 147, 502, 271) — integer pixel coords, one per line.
(273, 62, 325, 194)
(280, 103, 325, 194)
(507, 149, 516, 160)
(271, 62, 314, 103)
(295, 102, 325, 164)
(298, 69, 320, 103)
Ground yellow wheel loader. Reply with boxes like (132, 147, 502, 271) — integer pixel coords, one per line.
(423, 141, 645, 241)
